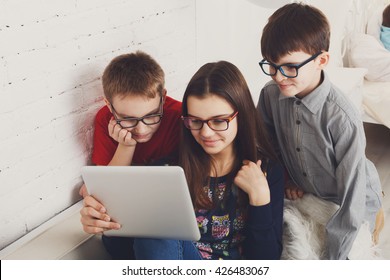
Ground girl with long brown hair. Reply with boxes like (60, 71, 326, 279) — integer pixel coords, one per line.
(134, 61, 284, 260)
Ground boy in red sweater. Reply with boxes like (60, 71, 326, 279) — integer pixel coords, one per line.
(79, 51, 182, 259)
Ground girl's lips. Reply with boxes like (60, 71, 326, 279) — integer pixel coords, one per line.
(202, 139, 219, 147)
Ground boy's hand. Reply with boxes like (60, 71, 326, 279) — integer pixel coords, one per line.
(108, 118, 137, 146)
(234, 160, 270, 206)
(284, 180, 304, 200)
(80, 195, 121, 234)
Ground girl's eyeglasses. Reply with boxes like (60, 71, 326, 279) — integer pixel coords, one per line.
(181, 111, 238, 131)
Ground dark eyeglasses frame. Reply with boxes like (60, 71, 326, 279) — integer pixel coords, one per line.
(111, 96, 163, 128)
(259, 51, 323, 78)
(181, 111, 238, 131)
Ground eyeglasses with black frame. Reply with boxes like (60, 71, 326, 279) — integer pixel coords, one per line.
(111, 96, 163, 128)
(181, 111, 238, 131)
(259, 51, 323, 78)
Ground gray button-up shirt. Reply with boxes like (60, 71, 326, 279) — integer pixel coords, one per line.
(257, 72, 382, 260)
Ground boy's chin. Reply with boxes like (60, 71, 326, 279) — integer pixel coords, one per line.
(133, 134, 154, 143)
(280, 90, 297, 98)
(134, 137, 152, 144)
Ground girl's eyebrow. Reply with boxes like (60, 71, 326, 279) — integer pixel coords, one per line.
(187, 113, 232, 119)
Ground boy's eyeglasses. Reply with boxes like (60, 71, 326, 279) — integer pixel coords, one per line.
(111, 96, 163, 128)
(182, 111, 238, 131)
(259, 51, 323, 78)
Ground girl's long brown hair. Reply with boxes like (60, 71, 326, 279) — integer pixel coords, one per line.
(180, 61, 277, 210)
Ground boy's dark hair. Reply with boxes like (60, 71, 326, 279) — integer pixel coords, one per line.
(383, 5, 390, 27)
(261, 3, 330, 62)
(102, 50, 165, 103)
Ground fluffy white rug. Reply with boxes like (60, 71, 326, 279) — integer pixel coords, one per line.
(281, 194, 382, 260)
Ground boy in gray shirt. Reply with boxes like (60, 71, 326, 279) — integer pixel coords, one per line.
(257, 3, 384, 259)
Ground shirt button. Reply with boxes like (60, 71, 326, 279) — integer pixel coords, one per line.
(296, 100, 302, 105)
(296, 120, 301, 125)
(296, 147, 301, 152)
(303, 172, 307, 177)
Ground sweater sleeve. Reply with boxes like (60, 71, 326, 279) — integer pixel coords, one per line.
(243, 161, 285, 259)
(91, 106, 118, 166)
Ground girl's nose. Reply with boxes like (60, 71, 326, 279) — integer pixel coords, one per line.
(199, 122, 214, 137)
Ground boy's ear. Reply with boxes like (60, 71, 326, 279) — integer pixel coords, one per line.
(161, 88, 167, 102)
(318, 51, 330, 69)
(104, 97, 113, 113)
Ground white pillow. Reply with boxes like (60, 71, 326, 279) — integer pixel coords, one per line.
(349, 33, 390, 82)
(366, 5, 384, 42)
(327, 66, 367, 114)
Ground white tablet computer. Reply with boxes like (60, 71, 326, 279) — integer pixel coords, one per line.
(81, 166, 200, 241)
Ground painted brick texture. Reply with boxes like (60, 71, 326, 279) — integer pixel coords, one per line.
(0, 0, 196, 250)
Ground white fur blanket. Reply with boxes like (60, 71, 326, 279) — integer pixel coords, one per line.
(281, 194, 382, 260)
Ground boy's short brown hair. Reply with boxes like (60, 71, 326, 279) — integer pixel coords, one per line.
(383, 5, 390, 27)
(261, 3, 330, 62)
(102, 50, 165, 103)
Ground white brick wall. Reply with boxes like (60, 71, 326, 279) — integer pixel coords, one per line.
(0, 0, 196, 250)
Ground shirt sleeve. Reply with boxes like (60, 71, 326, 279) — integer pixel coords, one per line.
(243, 161, 285, 260)
(257, 88, 276, 135)
(159, 100, 182, 165)
(91, 107, 118, 166)
(257, 87, 285, 162)
(257, 87, 294, 186)
(326, 120, 367, 260)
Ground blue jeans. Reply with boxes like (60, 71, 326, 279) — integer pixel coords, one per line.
(133, 238, 203, 260)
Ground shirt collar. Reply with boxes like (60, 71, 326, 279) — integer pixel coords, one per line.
(278, 71, 331, 114)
